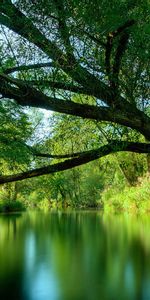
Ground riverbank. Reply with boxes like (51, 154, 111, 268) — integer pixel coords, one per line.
(0, 174, 149, 214)
(102, 174, 150, 213)
(0, 200, 25, 213)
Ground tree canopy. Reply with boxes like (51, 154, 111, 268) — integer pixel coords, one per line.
(0, 0, 150, 184)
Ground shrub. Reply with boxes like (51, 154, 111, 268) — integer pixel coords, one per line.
(0, 200, 26, 213)
(101, 174, 150, 214)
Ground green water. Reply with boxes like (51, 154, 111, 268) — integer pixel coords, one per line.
(0, 211, 150, 300)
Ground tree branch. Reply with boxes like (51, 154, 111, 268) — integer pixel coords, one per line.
(54, 0, 75, 64)
(0, 140, 150, 184)
(105, 33, 113, 77)
(112, 31, 129, 90)
(83, 30, 106, 48)
(0, 135, 87, 159)
(105, 20, 135, 82)
(24, 80, 89, 95)
(0, 73, 150, 139)
(0, 2, 125, 108)
(111, 20, 135, 38)
(33, 150, 90, 159)
(3, 62, 54, 74)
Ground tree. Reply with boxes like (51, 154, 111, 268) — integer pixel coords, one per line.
(0, 0, 150, 184)
(0, 99, 35, 199)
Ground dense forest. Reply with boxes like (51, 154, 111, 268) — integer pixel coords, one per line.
(0, 0, 150, 212)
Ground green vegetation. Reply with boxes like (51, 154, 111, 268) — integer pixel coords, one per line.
(0, 199, 25, 213)
(0, 0, 150, 212)
(102, 174, 150, 214)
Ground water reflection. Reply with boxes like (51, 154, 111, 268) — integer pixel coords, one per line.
(0, 212, 150, 299)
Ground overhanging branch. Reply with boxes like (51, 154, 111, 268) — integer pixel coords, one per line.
(0, 135, 87, 159)
(0, 73, 150, 139)
(0, 140, 150, 184)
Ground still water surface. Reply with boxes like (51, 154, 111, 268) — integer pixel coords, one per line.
(0, 211, 150, 300)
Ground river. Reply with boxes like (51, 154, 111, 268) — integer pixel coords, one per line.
(0, 211, 150, 300)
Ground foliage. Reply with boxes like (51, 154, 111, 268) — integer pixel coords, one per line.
(0, 101, 32, 166)
(0, 199, 25, 213)
(0, 0, 149, 184)
(0, 1, 149, 212)
(102, 174, 150, 214)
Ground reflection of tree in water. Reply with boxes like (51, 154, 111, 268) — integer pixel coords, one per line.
(49, 213, 150, 300)
(0, 213, 150, 299)
(102, 215, 150, 299)
(0, 214, 25, 300)
(0, 213, 22, 240)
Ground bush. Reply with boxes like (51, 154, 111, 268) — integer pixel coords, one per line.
(37, 199, 51, 210)
(0, 200, 26, 213)
(101, 174, 150, 214)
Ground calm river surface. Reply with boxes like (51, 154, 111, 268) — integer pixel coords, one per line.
(0, 211, 150, 300)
